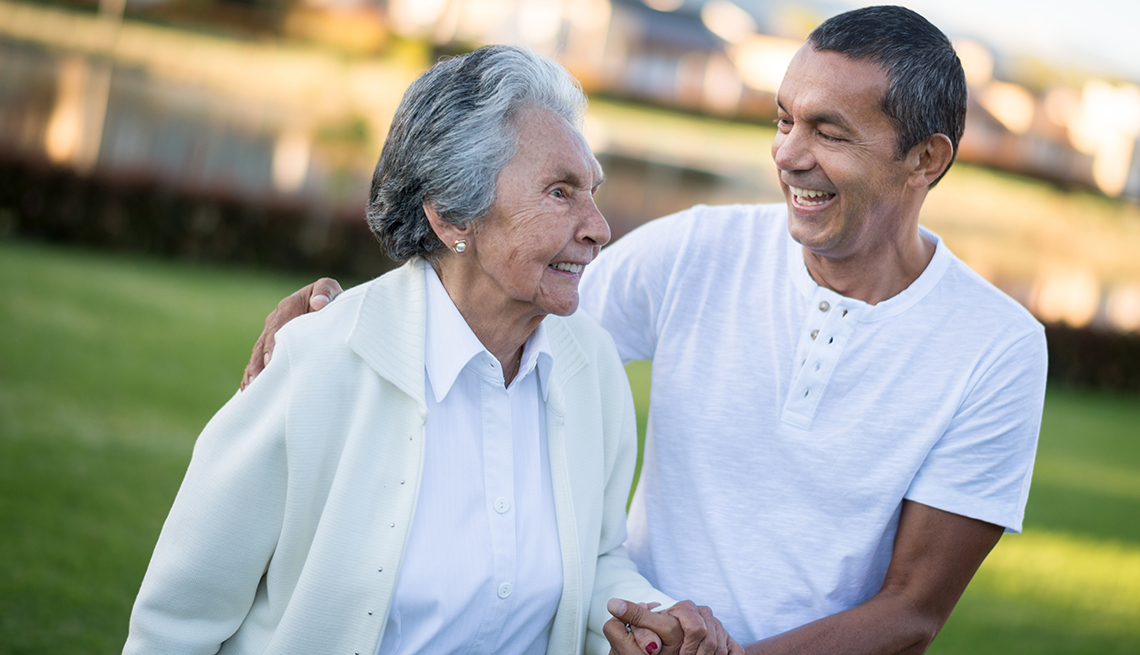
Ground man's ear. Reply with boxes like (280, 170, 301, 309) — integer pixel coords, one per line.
(423, 203, 470, 251)
(908, 133, 954, 189)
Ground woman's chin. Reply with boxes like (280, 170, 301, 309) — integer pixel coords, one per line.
(537, 292, 580, 317)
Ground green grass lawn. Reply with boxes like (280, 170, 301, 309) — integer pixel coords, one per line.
(1, 238, 1138, 653)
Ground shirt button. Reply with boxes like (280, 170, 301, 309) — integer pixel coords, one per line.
(498, 582, 513, 598)
(810, 329, 819, 340)
(494, 498, 511, 513)
(819, 301, 830, 312)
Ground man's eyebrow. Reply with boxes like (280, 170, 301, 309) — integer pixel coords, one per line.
(808, 110, 855, 133)
(775, 98, 855, 133)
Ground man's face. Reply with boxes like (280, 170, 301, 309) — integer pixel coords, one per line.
(771, 45, 917, 262)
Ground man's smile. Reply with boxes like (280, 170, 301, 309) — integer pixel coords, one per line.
(789, 185, 837, 207)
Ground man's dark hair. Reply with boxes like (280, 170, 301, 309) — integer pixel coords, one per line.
(809, 5, 966, 186)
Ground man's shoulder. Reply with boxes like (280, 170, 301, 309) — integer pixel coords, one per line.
(606, 202, 787, 269)
(926, 257, 1047, 369)
(635, 202, 785, 240)
(943, 257, 1043, 336)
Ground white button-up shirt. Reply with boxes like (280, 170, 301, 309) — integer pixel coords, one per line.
(377, 267, 563, 655)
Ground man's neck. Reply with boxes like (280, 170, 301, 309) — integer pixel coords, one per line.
(802, 229, 936, 305)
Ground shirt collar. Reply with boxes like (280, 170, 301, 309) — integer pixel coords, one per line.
(785, 224, 951, 321)
(424, 266, 553, 403)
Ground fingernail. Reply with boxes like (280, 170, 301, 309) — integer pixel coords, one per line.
(263, 352, 271, 366)
(608, 599, 627, 615)
(646, 643, 658, 654)
(313, 293, 330, 307)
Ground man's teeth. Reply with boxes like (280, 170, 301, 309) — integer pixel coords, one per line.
(551, 262, 583, 274)
(790, 186, 834, 206)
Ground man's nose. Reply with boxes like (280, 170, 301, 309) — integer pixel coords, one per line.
(772, 128, 814, 172)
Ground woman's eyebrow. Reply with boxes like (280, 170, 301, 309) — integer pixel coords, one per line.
(550, 166, 603, 189)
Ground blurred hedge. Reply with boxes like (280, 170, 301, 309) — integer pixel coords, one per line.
(1044, 323, 1140, 394)
(3, 158, 1138, 394)
(0, 158, 395, 284)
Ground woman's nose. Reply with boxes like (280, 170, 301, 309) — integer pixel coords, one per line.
(580, 198, 611, 247)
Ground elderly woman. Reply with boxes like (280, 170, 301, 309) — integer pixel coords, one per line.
(124, 46, 736, 655)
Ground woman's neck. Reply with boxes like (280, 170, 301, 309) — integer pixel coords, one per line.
(431, 261, 542, 386)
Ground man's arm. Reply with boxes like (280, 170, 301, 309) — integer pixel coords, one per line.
(612, 499, 999, 655)
(241, 278, 343, 389)
(746, 499, 1001, 655)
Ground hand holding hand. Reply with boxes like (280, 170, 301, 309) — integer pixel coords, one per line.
(241, 277, 343, 389)
(604, 598, 743, 655)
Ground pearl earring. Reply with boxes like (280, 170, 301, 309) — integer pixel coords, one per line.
(453, 240, 467, 253)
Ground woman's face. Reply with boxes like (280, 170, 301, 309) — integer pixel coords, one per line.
(467, 107, 610, 317)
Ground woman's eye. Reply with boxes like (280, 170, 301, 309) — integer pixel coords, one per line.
(551, 188, 565, 198)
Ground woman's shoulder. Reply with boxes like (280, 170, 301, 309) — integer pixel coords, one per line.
(551, 309, 613, 349)
(275, 262, 425, 372)
(274, 285, 363, 353)
(545, 310, 626, 379)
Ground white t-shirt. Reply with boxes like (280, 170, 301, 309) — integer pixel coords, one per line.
(578, 203, 1047, 643)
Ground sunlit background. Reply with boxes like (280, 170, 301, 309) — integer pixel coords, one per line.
(1, 1, 1139, 653)
(3, 0, 1140, 335)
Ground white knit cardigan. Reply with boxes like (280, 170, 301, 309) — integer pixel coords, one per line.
(124, 259, 671, 655)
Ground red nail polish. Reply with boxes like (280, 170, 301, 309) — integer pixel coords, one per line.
(647, 643, 658, 654)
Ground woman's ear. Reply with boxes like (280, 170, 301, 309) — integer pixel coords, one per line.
(908, 133, 954, 189)
(423, 203, 471, 252)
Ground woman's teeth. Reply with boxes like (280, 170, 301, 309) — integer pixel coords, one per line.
(551, 262, 583, 274)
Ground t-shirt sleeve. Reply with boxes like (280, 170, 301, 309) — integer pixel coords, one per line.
(905, 325, 1048, 533)
(579, 212, 691, 364)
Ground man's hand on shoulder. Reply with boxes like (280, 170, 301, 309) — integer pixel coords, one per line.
(241, 278, 343, 389)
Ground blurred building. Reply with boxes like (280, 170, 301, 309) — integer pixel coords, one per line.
(2, 0, 1140, 335)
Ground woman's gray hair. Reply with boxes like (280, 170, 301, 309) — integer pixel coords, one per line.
(367, 45, 588, 262)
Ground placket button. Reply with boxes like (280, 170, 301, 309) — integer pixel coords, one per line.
(498, 582, 513, 598)
(810, 329, 819, 340)
(494, 498, 511, 514)
(819, 301, 830, 312)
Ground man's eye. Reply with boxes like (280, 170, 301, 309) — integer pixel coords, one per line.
(551, 188, 565, 198)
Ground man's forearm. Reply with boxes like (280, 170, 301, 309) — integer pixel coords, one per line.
(742, 588, 940, 655)
(743, 500, 1003, 655)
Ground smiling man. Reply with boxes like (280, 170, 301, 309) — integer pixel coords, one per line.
(587, 7, 1046, 653)
(243, 6, 1047, 654)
